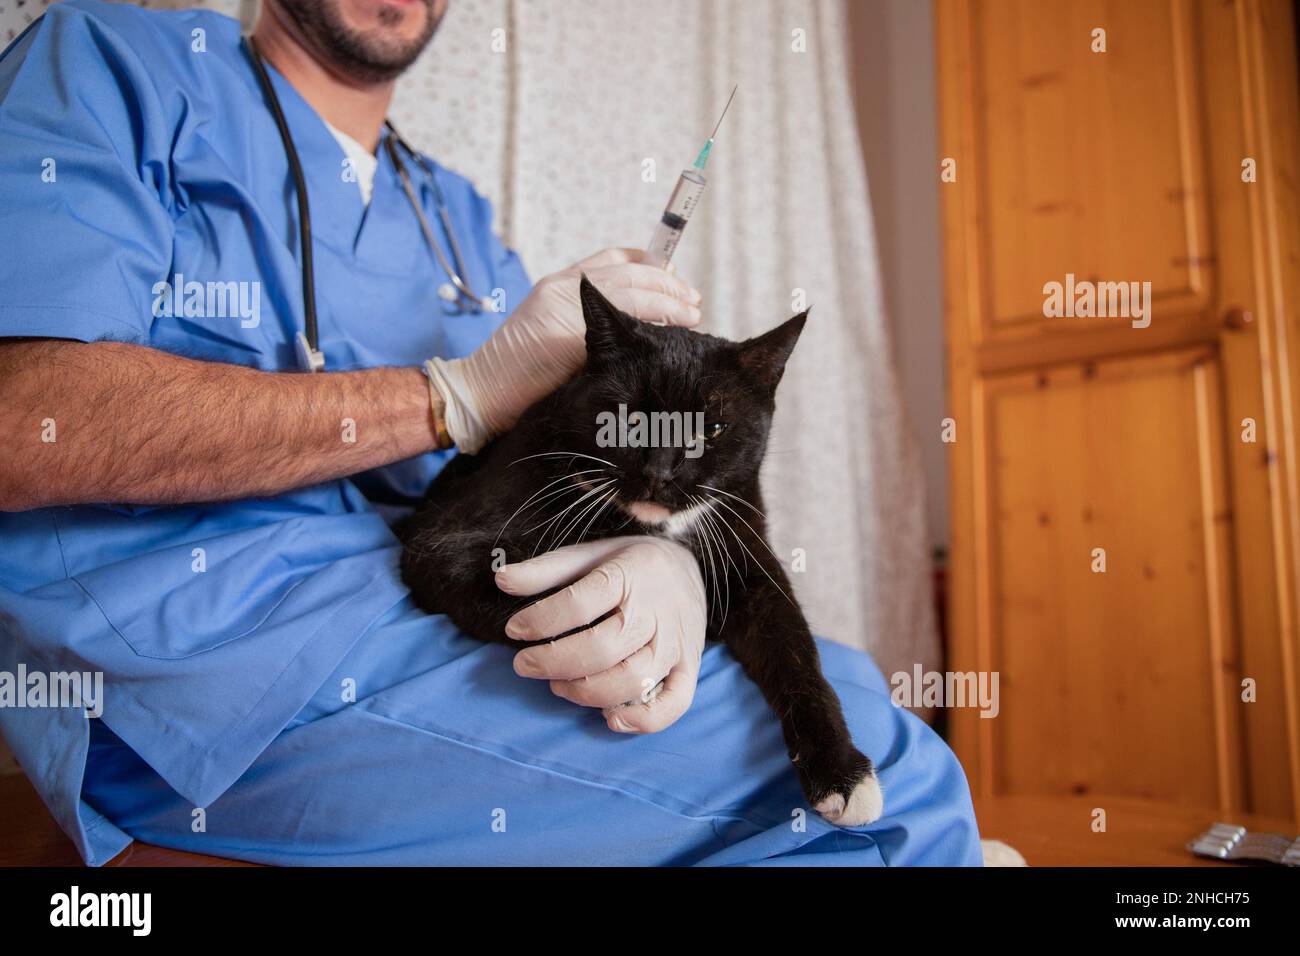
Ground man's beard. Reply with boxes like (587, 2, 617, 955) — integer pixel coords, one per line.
(278, 0, 440, 84)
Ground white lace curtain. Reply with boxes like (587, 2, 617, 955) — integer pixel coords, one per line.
(1, 0, 938, 682)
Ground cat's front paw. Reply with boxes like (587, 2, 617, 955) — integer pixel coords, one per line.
(801, 747, 883, 827)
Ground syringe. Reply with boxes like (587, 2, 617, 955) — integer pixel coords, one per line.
(645, 85, 737, 269)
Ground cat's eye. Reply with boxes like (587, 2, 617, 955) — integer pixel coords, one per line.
(702, 422, 727, 442)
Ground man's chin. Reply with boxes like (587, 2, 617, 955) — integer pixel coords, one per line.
(276, 0, 441, 84)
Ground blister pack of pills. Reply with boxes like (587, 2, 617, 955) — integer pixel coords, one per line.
(1188, 823, 1300, 866)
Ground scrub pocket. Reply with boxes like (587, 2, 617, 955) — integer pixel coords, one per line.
(74, 519, 316, 660)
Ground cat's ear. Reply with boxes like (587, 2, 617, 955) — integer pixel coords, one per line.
(581, 274, 639, 358)
(738, 310, 807, 390)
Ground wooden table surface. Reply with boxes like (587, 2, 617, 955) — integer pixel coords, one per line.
(975, 793, 1298, 866)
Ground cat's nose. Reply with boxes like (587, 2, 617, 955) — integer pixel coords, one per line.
(641, 450, 677, 489)
(642, 462, 673, 485)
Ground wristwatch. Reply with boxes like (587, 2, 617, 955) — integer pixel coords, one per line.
(423, 366, 454, 451)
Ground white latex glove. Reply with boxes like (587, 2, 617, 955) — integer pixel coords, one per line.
(426, 248, 701, 453)
(495, 536, 707, 734)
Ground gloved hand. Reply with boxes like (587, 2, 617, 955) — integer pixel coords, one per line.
(495, 535, 707, 733)
(426, 248, 701, 453)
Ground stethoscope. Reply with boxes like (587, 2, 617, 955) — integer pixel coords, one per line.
(244, 35, 491, 372)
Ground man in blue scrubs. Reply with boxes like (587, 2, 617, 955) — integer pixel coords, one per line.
(0, 0, 982, 865)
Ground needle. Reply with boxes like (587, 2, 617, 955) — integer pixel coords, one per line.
(709, 84, 739, 140)
(693, 84, 738, 171)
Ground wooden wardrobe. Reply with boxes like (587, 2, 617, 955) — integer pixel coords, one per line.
(936, 0, 1300, 822)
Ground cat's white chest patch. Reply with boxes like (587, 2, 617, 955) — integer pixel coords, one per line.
(662, 501, 709, 539)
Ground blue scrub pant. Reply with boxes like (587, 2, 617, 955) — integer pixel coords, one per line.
(81, 600, 983, 866)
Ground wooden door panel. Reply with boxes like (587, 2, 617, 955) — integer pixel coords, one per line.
(982, 348, 1241, 805)
(970, 0, 1212, 339)
(940, 0, 1300, 820)
(1251, 0, 1300, 815)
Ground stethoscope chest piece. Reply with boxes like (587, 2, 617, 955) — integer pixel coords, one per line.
(295, 331, 326, 373)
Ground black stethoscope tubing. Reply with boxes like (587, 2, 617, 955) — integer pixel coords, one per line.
(247, 34, 320, 360)
(243, 35, 483, 371)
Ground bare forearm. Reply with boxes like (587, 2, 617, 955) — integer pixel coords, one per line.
(0, 340, 440, 510)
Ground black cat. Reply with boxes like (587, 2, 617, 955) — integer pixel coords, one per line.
(399, 276, 882, 826)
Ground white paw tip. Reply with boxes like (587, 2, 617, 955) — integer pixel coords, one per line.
(815, 772, 883, 827)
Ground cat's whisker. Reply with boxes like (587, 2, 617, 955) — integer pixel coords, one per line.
(521, 496, 588, 550)
(528, 479, 613, 543)
(697, 483, 768, 521)
(697, 496, 747, 579)
(509, 451, 618, 470)
(576, 488, 619, 548)
(494, 468, 607, 547)
(547, 486, 618, 555)
(685, 497, 715, 618)
(529, 479, 615, 556)
(689, 495, 726, 628)
(706, 510, 736, 628)
(694, 496, 737, 627)
(701, 489, 789, 573)
(551, 482, 617, 553)
(705, 495, 798, 609)
(517, 477, 611, 539)
(512, 469, 609, 525)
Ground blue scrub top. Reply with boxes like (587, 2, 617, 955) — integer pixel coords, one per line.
(0, 0, 530, 862)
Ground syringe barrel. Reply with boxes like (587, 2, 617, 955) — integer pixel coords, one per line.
(645, 168, 707, 268)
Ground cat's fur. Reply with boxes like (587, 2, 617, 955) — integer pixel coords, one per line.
(398, 277, 881, 826)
